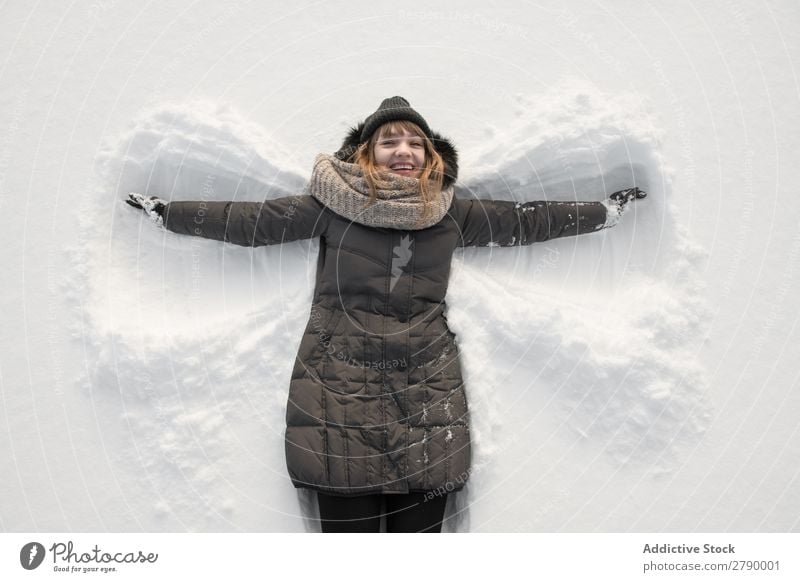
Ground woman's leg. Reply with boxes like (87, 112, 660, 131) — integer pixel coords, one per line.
(385, 492, 448, 533)
(317, 492, 382, 533)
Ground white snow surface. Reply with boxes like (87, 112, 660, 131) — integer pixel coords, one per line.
(1, 0, 798, 533)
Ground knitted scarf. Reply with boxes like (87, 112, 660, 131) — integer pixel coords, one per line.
(304, 153, 454, 230)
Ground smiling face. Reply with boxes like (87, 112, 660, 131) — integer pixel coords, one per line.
(372, 125, 426, 179)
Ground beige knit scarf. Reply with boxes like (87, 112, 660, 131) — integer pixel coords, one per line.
(304, 153, 454, 230)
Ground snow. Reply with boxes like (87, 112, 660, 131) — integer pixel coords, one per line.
(1, 0, 798, 533)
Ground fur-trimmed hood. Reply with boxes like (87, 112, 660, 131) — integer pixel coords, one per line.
(333, 121, 459, 189)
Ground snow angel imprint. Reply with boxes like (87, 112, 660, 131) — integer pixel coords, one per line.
(124, 95, 646, 532)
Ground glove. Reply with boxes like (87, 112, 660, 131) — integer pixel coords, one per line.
(126, 193, 167, 228)
(601, 187, 647, 228)
(609, 187, 647, 209)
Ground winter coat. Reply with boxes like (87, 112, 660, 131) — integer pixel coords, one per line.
(161, 130, 611, 497)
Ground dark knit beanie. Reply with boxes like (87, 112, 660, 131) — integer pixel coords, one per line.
(359, 96, 433, 143)
(334, 96, 459, 189)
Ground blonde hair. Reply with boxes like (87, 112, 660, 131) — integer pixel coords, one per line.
(352, 121, 446, 225)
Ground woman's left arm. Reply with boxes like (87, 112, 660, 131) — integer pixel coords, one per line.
(455, 187, 646, 247)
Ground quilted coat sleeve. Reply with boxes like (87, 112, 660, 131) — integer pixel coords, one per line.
(455, 198, 610, 247)
(163, 195, 330, 246)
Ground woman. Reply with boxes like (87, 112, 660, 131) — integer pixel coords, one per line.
(126, 96, 646, 532)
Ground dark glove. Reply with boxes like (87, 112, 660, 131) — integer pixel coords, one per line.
(601, 187, 647, 228)
(609, 187, 647, 209)
(126, 193, 167, 227)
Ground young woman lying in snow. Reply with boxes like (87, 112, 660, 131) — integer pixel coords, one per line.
(125, 96, 646, 533)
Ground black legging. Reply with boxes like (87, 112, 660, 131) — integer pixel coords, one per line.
(317, 491, 448, 533)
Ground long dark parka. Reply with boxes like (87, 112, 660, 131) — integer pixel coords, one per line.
(161, 112, 612, 498)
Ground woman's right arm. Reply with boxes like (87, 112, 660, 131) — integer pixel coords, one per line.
(159, 195, 331, 246)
